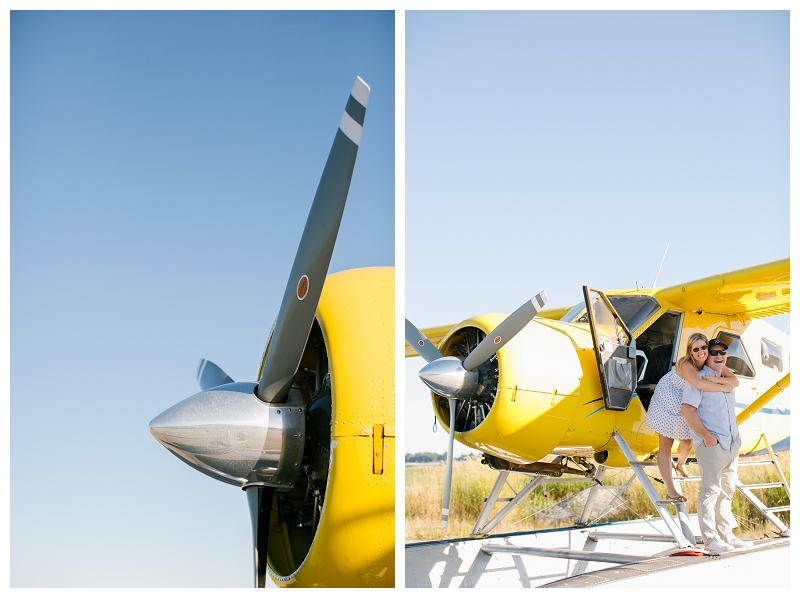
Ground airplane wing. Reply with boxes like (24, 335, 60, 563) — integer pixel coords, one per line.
(406, 259, 788, 355)
(536, 305, 574, 321)
(656, 258, 789, 320)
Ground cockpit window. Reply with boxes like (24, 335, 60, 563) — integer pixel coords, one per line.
(560, 302, 587, 324)
(761, 338, 784, 372)
(716, 332, 756, 378)
(562, 295, 660, 334)
(606, 296, 661, 333)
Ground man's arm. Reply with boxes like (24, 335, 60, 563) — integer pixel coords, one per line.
(678, 361, 732, 392)
(681, 404, 718, 447)
(721, 366, 740, 388)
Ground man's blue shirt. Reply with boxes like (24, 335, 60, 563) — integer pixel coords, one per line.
(682, 365, 741, 450)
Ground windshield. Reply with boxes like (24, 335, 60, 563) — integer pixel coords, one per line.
(561, 295, 661, 334)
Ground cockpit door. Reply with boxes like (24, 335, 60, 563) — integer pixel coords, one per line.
(583, 286, 637, 411)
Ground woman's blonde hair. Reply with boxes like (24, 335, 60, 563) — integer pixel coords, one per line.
(676, 332, 709, 371)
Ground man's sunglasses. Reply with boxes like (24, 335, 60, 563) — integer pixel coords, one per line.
(692, 345, 708, 352)
(709, 349, 727, 356)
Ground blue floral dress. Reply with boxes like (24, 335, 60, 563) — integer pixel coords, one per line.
(643, 367, 710, 439)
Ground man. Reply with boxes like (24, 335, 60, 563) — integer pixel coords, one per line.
(681, 338, 754, 553)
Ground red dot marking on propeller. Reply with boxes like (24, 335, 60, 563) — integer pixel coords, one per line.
(418, 340, 425, 347)
(494, 336, 502, 344)
(297, 275, 309, 300)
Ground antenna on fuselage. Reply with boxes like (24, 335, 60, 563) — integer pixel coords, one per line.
(652, 243, 669, 287)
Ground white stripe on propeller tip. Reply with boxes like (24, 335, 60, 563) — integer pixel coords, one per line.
(405, 318, 444, 363)
(339, 111, 364, 146)
(339, 76, 370, 145)
(351, 76, 370, 108)
(462, 291, 548, 371)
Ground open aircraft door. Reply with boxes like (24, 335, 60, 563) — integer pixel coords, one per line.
(583, 286, 637, 411)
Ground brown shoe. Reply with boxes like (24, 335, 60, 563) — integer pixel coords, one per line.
(674, 464, 690, 477)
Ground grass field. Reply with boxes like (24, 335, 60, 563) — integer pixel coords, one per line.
(405, 452, 790, 541)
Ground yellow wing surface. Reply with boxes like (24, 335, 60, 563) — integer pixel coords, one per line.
(655, 257, 789, 320)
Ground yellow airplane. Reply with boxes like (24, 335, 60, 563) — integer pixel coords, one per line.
(406, 258, 789, 534)
(149, 77, 394, 588)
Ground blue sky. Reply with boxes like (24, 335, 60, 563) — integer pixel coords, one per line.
(405, 11, 790, 456)
(10, 11, 393, 587)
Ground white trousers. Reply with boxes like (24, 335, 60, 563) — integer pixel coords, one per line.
(694, 442, 739, 544)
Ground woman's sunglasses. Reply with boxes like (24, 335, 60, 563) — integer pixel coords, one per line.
(709, 349, 727, 356)
(692, 345, 708, 353)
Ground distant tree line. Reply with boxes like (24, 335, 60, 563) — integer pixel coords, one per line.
(405, 452, 446, 463)
(405, 452, 479, 462)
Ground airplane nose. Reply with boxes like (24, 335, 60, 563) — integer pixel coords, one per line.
(149, 382, 306, 488)
(418, 356, 479, 398)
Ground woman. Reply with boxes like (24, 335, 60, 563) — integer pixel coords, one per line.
(644, 333, 738, 501)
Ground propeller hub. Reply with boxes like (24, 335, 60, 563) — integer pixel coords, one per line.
(149, 382, 305, 488)
(418, 356, 479, 398)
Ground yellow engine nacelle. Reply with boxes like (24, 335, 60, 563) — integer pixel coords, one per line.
(265, 267, 395, 587)
(432, 314, 655, 468)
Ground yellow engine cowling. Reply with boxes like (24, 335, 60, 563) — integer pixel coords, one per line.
(433, 314, 656, 468)
(266, 266, 394, 587)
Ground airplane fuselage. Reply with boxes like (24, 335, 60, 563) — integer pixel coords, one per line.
(431, 306, 789, 468)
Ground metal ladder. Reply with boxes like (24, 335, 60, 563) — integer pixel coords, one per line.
(612, 432, 696, 549)
(735, 434, 790, 537)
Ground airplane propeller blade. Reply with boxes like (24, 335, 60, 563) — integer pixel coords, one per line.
(257, 76, 370, 404)
(412, 292, 547, 399)
(196, 358, 234, 390)
(441, 398, 458, 528)
(405, 318, 444, 363)
(246, 485, 275, 588)
(462, 291, 548, 371)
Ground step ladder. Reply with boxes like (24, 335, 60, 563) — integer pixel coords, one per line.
(735, 434, 790, 537)
(612, 432, 696, 549)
